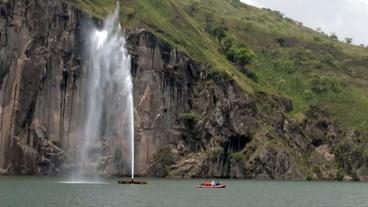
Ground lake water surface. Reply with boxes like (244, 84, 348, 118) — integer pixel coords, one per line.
(1, 177, 368, 207)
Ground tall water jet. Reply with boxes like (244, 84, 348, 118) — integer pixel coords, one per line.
(73, 3, 135, 180)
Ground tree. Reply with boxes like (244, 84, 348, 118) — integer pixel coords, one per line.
(212, 26, 227, 45)
(329, 33, 338, 41)
(223, 36, 234, 52)
(345, 37, 353, 44)
(232, 47, 255, 68)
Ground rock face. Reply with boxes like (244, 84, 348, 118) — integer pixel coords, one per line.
(0, 0, 360, 179)
(0, 0, 84, 175)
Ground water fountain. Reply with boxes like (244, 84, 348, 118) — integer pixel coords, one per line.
(68, 2, 143, 184)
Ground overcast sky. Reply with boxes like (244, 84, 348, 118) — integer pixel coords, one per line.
(240, 0, 368, 45)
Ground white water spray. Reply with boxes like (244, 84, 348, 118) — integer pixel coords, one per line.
(76, 4, 134, 179)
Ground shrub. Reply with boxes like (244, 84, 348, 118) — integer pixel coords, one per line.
(309, 74, 344, 93)
(329, 33, 338, 41)
(206, 25, 228, 45)
(306, 170, 314, 181)
(226, 47, 255, 68)
(303, 89, 314, 100)
(312, 165, 320, 175)
(179, 112, 201, 126)
(313, 36, 321, 42)
(125, 7, 135, 19)
(336, 168, 345, 181)
(223, 36, 234, 53)
(345, 37, 353, 44)
(229, 0, 245, 8)
(207, 70, 229, 81)
(230, 152, 244, 162)
(213, 26, 228, 45)
(232, 47, 256, 68)
(208, 147, 224, 160)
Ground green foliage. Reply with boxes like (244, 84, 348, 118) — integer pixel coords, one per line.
(229, 0, 246, 8)
(313, 36, 321, 42)
(207, 70, 229, 81)
(312, 165, 321, 175)
(226, 45, 256, 69)
(125, 7, 136, 19)
(223, 36, 234, 52)
(306, 170, 314, 181)
(333, 132, 368, 177)
(208, 147, 224, 160)
(229, 152, 244, 161)
(232, 47, 255, 67)
(209, 25, 228, 45)
(309, 74, 344, 94)
(63, 0, 368, 130)
(329, 33, 338, 41)
(345, 37, 353, 44)
(336, 168, 345, 181)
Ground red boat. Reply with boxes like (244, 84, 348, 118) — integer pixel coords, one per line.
(197, 180, 226, 189)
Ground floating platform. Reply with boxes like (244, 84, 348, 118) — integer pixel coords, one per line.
(118, 179, 148, 184)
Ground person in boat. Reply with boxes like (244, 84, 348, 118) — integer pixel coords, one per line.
(203, 180, 210, 186)
(202, 179, 222, 186)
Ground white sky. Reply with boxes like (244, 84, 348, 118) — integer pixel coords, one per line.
(240, 0, 368, 45)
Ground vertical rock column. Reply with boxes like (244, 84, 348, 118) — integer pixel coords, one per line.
(0, 0, 87, 174)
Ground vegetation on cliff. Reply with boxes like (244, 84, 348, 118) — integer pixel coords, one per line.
(55, 0, 368, 179)
(63, 0, 368, 130)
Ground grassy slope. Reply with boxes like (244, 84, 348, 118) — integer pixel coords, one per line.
(63, 0, 368, 130)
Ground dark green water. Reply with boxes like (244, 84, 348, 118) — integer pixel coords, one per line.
(1, 177, 368, 207)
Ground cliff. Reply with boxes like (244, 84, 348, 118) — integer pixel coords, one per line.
(0, 0, 367, 180)
(0, 0, 84, 174)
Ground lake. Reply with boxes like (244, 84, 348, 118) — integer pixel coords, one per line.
(1, 177, 368, 207)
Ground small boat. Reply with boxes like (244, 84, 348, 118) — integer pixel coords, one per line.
(197, 180, 226, 189)
(197, 184, 226, 188)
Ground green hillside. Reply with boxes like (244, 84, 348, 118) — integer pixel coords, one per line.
(63, 0, 368, 130)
